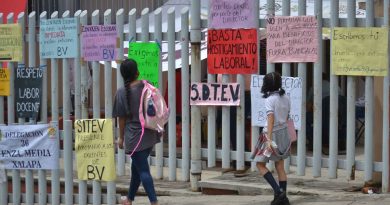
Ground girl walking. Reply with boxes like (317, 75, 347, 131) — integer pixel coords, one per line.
(253, 72, 291, 205)
(113, 59, 160, 205)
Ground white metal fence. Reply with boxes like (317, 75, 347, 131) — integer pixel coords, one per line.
(0, 0, 389, 204)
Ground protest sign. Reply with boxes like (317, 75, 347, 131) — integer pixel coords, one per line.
(208, 29, 258, 74)
(0, 68, 10, 96)
(251, 75, 302, 129)
(82, 25, 117, 61)
(14, 65, 45, 119)
(128, 42, 160, 87)
(39, 18, 78, 58)
(0, 123, 59, 169)
(267, 16, 318, 63)
(190, 83, 240, 106)
(332, 27, 388, 76)
(75, 119, 116, 181)
(0, 24, 22, 62)
(208, 0, 257, 29)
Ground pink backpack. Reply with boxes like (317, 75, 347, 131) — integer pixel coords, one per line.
(129, 80, 169, 156)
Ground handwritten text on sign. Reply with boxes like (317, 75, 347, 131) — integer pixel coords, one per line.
(190, 83, 240, 106)
(82, 25, 117, 61)
(39, 18, 78, 58)
(0, 123, 59, 169)
(0, 68, 10, 96)
(332, 27, 388, 76)
(75, 119, 116, 181)
(14, 65, 45, 119)
(0, 24, 23, 62)
(250, 75, 302, 129)
(267, 16, 318, 63)
(208, 0, 257, 29)
(208, 29, 258, 74)
(128, 42, 160, 87)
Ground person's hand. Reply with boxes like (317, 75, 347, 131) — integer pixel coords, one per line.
(118, 138, 124, 149)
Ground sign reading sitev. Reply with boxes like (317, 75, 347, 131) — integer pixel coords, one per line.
(190, 83, 240, 106)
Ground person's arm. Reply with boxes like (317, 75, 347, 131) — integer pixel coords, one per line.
(118, 117, 126, 149)
(267, 113, 275, 141)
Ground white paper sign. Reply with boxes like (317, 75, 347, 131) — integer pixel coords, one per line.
(251, 75, 302, 129)
(0, 123, 59, 170)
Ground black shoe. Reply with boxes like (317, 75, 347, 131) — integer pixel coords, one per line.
(270, 192, 286, 205)
(281, 195, 290, 205)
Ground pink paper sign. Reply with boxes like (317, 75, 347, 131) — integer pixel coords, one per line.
(208, 0, 257, 29)
(81, 25, 117, 61)
(267, 16, 318, 63)
(190, 83, 240, 106)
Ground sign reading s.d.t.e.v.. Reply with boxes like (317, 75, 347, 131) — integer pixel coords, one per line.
(14, 65, 45, 119)
(0, 123, 59, 169)
(39, 18, 78, 58)
(81, 25, 117, 61)
(190, 83, 240, 106)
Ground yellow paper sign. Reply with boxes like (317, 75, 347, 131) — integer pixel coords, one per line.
(332, 27, 388, 76)
(0, 24, 23, 62)
(0, 68, 10, 96)
(75, 119, 116, 181)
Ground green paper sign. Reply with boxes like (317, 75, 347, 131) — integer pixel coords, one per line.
(128, 42, 160, 87)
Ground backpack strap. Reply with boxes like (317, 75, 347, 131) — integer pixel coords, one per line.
(128, 80, 148, 157)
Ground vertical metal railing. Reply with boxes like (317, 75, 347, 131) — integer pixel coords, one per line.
(181, 7, 191, 181)
(167, 7, 177, 181)
(48, 10, 60, 205)
(329, 0, 340, 179)
(153, 7, 164, 180)
(91, 9, 102, 205)
(190, 0, 202, 191)
(346, 0, 357, 181)
(382, 0, 390, 193)
(0, 12, 7, 205)
(296, 0, 307, 177)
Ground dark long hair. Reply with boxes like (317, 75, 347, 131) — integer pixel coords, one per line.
(261, 72, 285, 98)
(120, 59, 139, 116)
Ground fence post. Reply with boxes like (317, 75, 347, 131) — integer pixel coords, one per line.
(74, 10, 82, 120)
(91, 9, 102, 205)
(297, 0, 307, 176)
(382, 0, 390, 193)
(79, 10, 88, 205)
(13, 11, 25, 205)
(103, 8, 117, 205)
(49, 10, 60, 205)
(346, 0, 357, 181)
(328, 0, 340, 179)
(251, 0, 260, 172)
(312, 0, 323, 178)
(364, 0, 375, 182)
(153, 7, 164, 180)
(0, 12, 7, 205)
(115, 8, 125, 178)
(282, 0, 292, 173)
(64, 120, 73, 205)
(181, 7, 190, 181)
(190, 0, 202, 191)
(25, 11, 37, 205)
(167, 7, 177, 181)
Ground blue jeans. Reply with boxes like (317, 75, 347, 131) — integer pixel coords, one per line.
(128, 147, 157, 203)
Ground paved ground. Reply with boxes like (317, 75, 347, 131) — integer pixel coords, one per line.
(116, 194, 390, 205)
